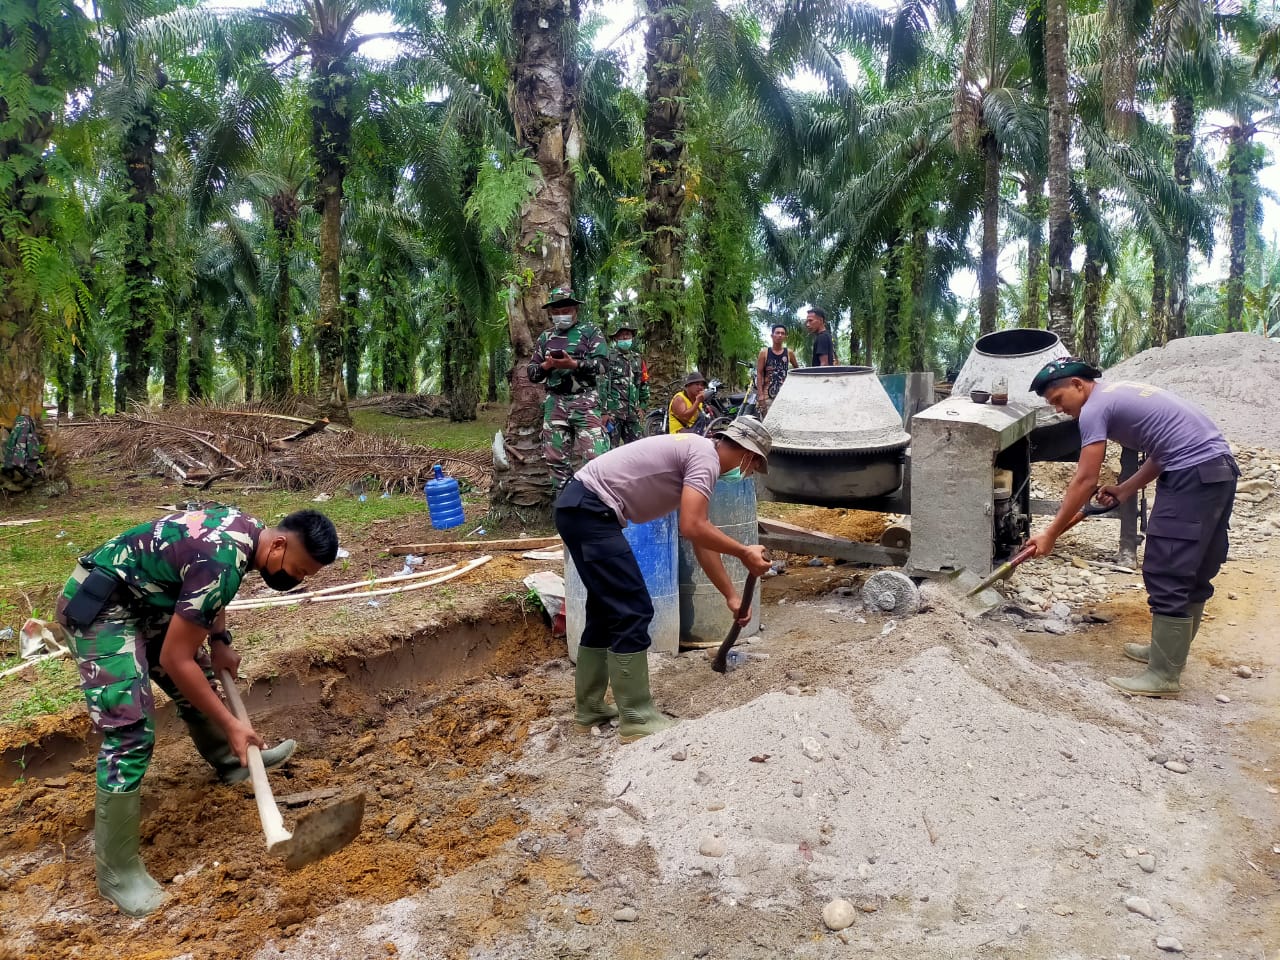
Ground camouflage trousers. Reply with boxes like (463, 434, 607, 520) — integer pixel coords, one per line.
(542, 391, 609, 489)
(610, 417, 644, 447)
(56, 565, 221, 793)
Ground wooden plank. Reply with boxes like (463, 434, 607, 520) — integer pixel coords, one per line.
(759, 532, 908, 567)
(389, 536, 560, 557)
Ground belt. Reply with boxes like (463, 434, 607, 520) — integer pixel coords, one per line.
(547, 384, 596, 396)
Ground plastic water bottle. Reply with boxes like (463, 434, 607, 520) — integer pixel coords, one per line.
(424, 464, 465, 530)
(724, 649, 745, 673)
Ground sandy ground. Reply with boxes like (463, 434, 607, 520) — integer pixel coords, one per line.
(2, 514, 1276, 960)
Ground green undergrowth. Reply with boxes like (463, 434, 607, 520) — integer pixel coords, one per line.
(351, 405, 506, 451)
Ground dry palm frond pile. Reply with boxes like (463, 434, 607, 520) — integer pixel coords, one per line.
(349, 393, 450, 418)
(55, 403, 491, 493)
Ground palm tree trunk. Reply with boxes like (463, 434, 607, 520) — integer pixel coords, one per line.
(54, 351, 69, 418)
(909, 210, 930, 371)
(189, 304, 210, 401)
(979, 131, 1000, 336)
(70, 348, 87, 418)
(1225, 120, 1250, 332)
(492, 0, 582, 518)
(882, 229, 908, 374)
(488, 345, 499, 403)
(344, 286, 361, 401)
(638, 0, 691, 388)
(1044, 0, 1074, 350)
(1082, 183, 1103, 362)
(1024, 170, 1045, 328)
(1166, 91, 1194, 342)
(310, 41, 353, 423)
(315, 176, 348, 419)
(445, 306, 481, 422)
(265, 193, 298, 397)
(161, 317, 180, 406)
(117, 92, 163, 407)
(90, 348, 103, 415)
(1150, 248, 1168, 346)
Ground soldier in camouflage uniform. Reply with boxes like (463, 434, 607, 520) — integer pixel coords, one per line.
(55, 505, 338, 917)
(603, 319, 650, 447)
(527, 287, 611, 491)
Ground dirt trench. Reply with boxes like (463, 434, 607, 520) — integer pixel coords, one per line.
(0, 608, 566, 960)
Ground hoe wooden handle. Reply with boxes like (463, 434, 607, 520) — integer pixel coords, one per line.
(219, 670, 291, 850)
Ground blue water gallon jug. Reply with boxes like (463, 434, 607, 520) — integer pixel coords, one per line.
(424, 464, 465, 530)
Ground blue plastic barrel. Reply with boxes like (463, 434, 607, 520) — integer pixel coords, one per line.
(424, 464, 465, 530)
(565, 511, 680, 661)
(677, 473, 760, 647)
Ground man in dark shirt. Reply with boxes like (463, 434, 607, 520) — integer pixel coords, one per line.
(805, 307, 835, 366)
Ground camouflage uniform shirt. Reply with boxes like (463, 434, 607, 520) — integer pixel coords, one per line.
(604, 349, 649, 421)
(81, 505, 262, 629)
(527, 321, 610, 395)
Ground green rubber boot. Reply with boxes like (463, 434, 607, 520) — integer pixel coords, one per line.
(1107, 614, 1194, 698)
(184, 713, 297, 785)
(1123, 602, 1204, 663)
(608, 651, 676, 743)
(574, 646, 619, 729)
(95, 787, 167, 917)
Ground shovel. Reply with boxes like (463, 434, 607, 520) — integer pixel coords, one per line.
(964, 502, 1117, 598)
(711, 574, 758, 674)
(219, 669, 365, 870)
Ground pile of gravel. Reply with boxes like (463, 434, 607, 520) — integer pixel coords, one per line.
(1105, 333, 1280, 448)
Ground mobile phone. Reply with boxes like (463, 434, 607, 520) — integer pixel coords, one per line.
(550, 349, 568, 359)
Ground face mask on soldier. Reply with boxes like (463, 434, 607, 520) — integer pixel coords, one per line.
(551, 313, 575, 331)
(615, 339, 633, 350)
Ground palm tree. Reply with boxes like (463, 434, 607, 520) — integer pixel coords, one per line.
(0, 0, 95, 429)
(253, 0, 420, 422)
(1043, 0, 1074, 349)
(952, 0, 1043, 334)
(491, 0, 583, 517)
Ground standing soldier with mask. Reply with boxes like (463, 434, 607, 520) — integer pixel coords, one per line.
(528, 288, 611, 492)
(55, 505, 339, 916)
(604, 318, 649, 446)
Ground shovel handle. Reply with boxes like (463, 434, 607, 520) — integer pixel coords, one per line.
(218, 669, 291, 849)
(711, 574, 758, 674)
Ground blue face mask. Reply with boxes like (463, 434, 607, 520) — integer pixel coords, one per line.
(615, 339, 633, 350)
(721, 467, 743, 480)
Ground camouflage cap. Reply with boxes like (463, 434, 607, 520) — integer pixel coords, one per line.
(543, 287, 585, 309)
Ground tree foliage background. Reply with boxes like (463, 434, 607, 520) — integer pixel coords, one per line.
(3, 0, 1279, 454)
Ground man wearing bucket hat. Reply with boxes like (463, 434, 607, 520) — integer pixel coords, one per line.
(603, 316, 649, 446)
(527, 287, 611, 492)
(668, 370, 709, 434)
(555, 418, 774, 741)
(1027, 358, 1238, 698)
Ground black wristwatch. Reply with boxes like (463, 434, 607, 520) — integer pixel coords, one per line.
(210, 630, 233, 647)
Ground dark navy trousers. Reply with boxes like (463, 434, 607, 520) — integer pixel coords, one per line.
(1143, 453, 1238, 618)
(554, 480, 654, 653)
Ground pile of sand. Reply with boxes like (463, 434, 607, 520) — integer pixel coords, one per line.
(1106, 333, 1280, 448)
(588, 609, 1221, 951)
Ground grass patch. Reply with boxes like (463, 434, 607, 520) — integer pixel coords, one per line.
(1, 658, 81, 722)
(351, 406, 505, 451)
